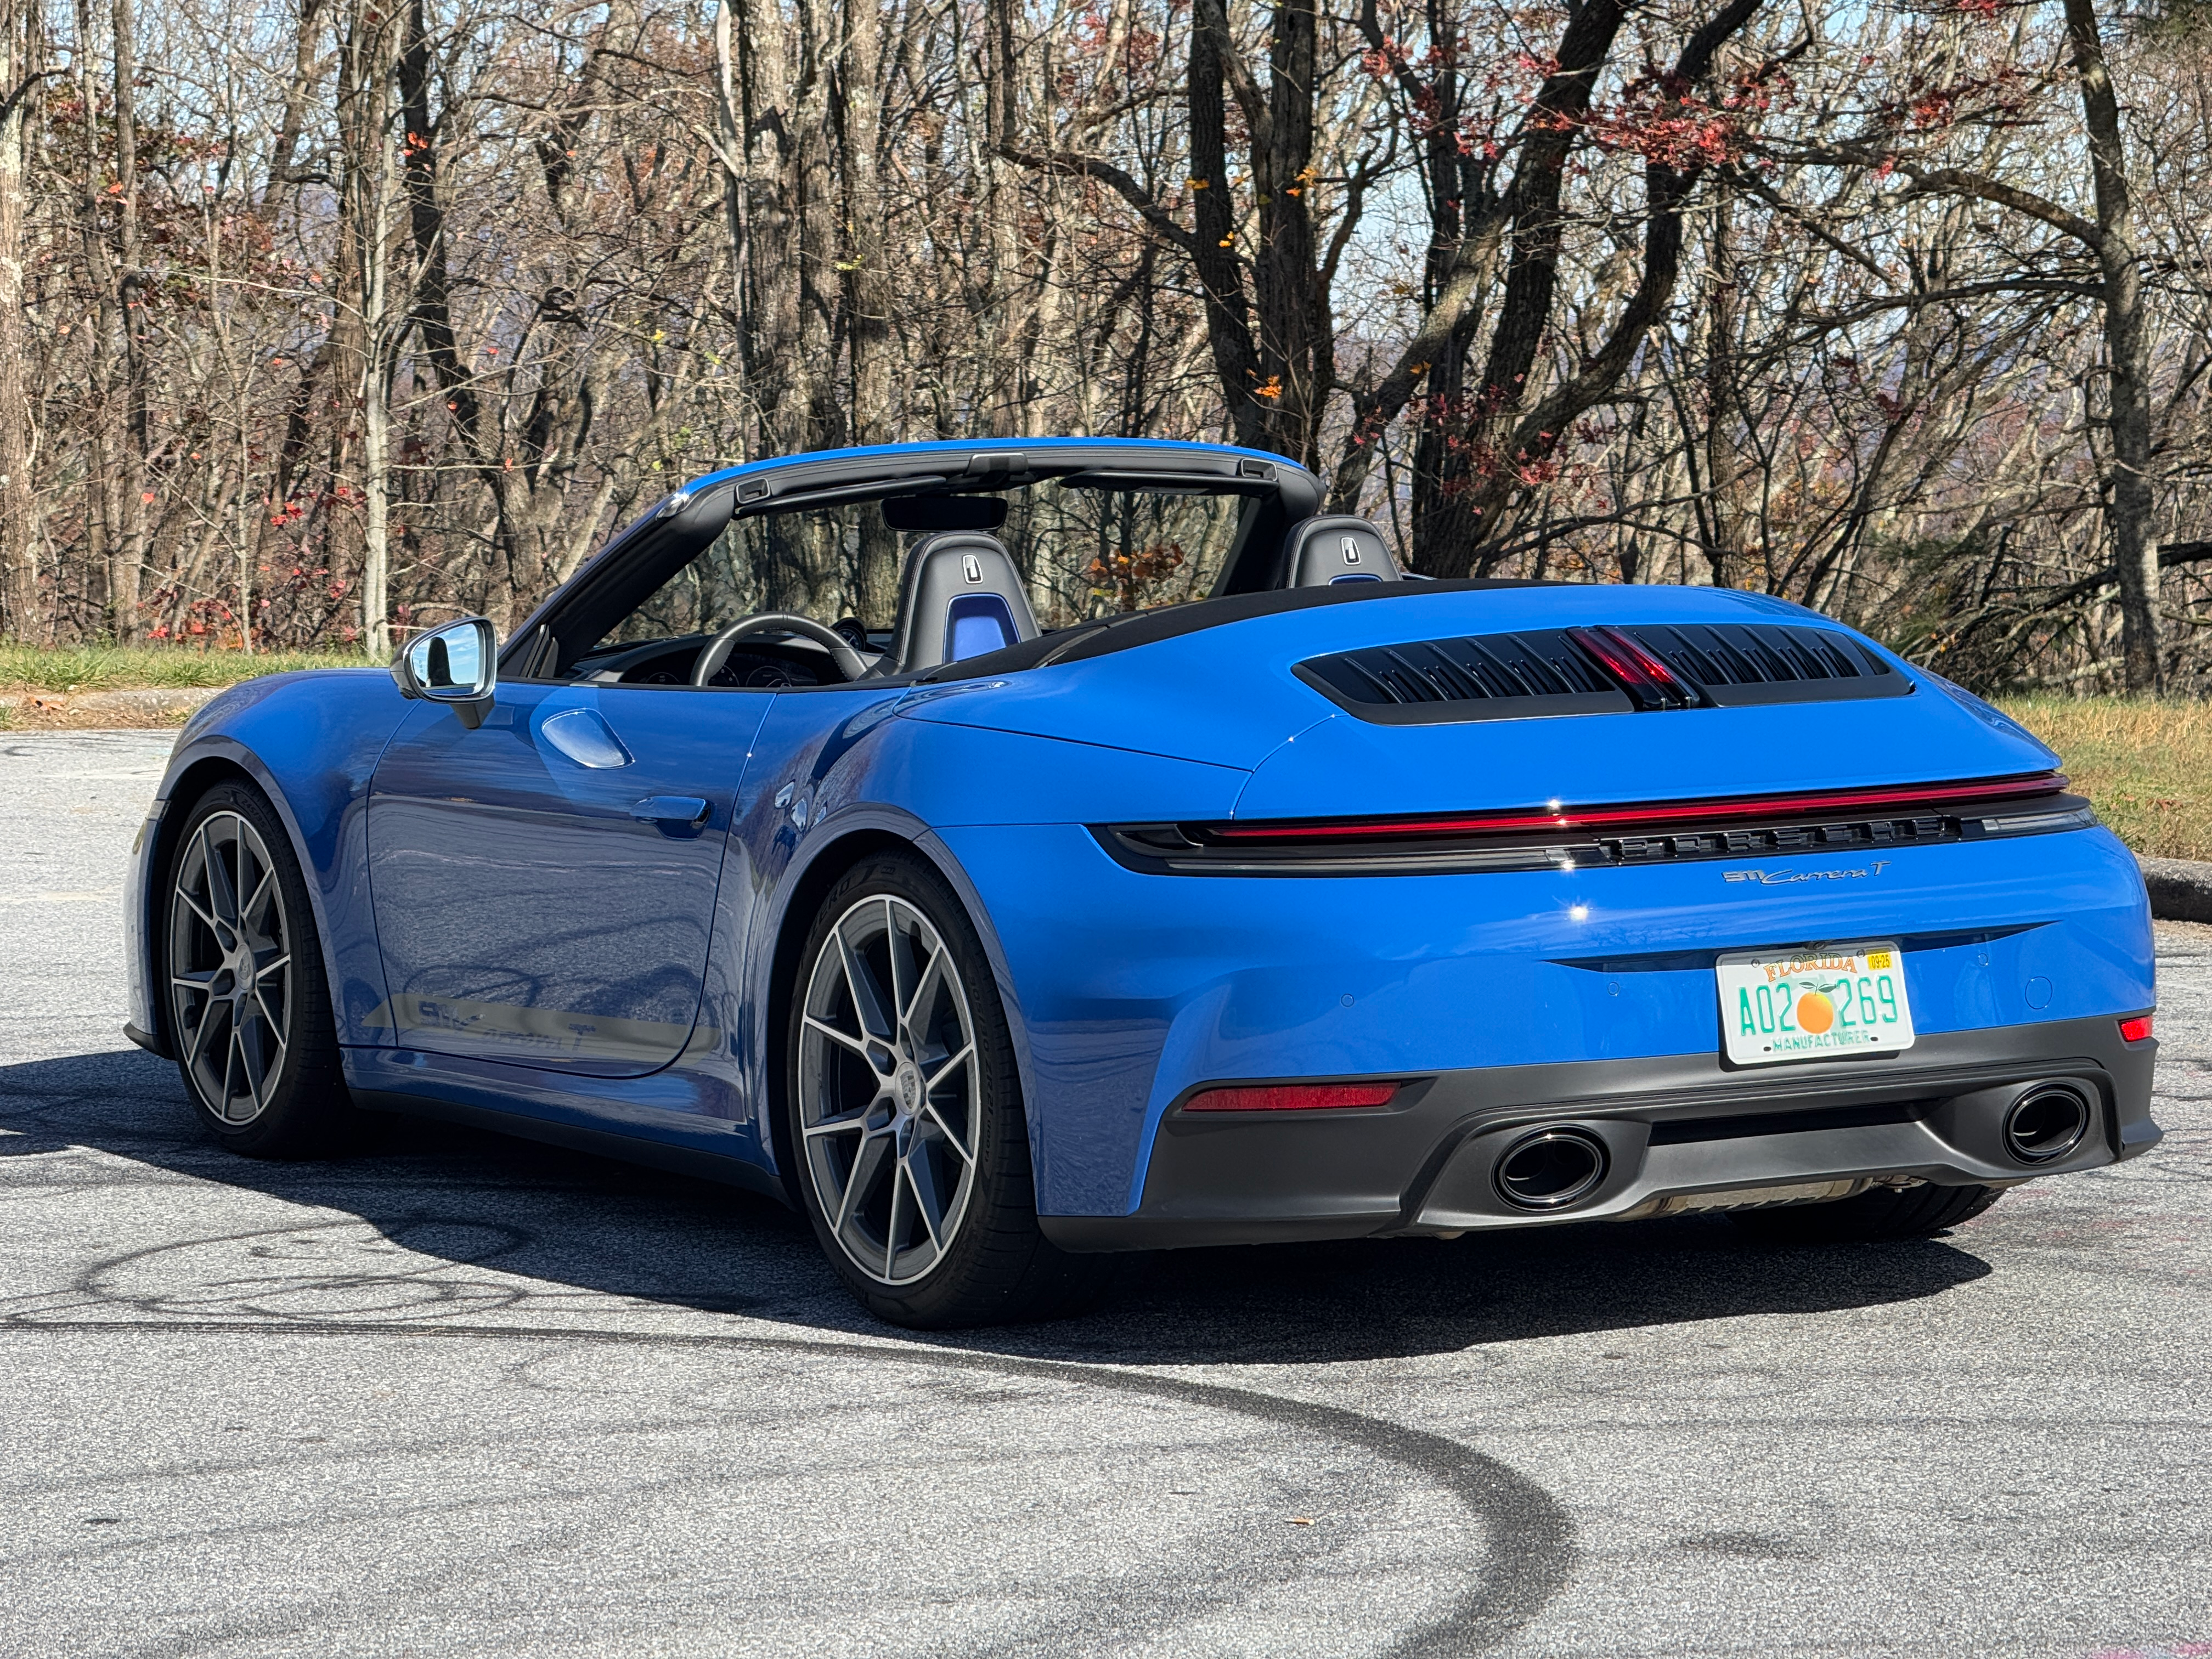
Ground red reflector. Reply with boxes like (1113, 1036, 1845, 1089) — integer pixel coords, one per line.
(1183, 1082, 1398, 1113)
(2119, 1014, 2154, 1043)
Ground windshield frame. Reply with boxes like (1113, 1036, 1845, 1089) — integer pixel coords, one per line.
(498, 439, 1323, 682)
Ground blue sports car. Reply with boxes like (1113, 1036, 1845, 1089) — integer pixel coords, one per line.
(123, 438, 2161, 1327)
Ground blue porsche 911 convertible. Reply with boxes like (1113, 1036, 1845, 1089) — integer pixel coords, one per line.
(123, 437, 2160, 1326)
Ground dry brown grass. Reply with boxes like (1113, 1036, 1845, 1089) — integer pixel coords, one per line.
(1997, 697, 2212, 861)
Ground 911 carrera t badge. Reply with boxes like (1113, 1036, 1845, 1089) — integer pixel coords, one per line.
(1724, 861, 1891, 885)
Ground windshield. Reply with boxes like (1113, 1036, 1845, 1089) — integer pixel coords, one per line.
(589, 479, 1249, 656)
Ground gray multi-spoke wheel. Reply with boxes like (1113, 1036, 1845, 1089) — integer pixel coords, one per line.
(798, 893, 980, 1286)
(170, 809, 294, 1125)
(165, 783, 349, 1156)
(786, 851, 1132, 1328)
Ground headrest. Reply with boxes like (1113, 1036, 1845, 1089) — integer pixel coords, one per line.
(1282, 515, 1402, 586)
(888, 532, 1040, 673)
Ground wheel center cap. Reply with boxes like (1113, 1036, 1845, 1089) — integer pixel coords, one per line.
(894, 1063, 922, 1114)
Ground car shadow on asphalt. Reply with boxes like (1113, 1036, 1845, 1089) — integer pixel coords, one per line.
(0, 1048, 1993, 1366)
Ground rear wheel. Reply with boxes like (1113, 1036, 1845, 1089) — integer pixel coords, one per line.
(1730, 1181, 2003, 1244)
(165, 782, 351, 1156)
(787, 851, 1123, 1328)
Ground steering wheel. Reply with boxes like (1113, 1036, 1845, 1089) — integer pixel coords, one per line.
(691, 614, 868, 686)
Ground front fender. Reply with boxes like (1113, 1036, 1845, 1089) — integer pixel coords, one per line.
(133, 670, 412, 1053)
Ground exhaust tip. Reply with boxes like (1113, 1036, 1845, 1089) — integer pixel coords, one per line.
(2003, 1085, 2091, 1164)
(1494, 1127, 1610, 1211)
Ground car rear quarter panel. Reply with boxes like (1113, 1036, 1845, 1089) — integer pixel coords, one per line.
(730, 703, 1250, 1175)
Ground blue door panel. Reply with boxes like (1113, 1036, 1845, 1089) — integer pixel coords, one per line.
(366, 684, 769, 1077)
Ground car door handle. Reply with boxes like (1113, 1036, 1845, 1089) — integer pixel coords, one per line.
(630, 795, 711, 834)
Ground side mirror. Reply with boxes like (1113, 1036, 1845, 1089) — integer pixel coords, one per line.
(392, 616, 498, 729)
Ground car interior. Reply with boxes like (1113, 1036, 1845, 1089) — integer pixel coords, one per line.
(500, 449, 1401, 692)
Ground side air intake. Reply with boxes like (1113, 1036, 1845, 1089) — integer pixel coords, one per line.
(1296, 622, 1906, 724)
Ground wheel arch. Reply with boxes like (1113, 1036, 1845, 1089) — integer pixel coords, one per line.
(755, 815, 1040, 1204)
(140, 747, 340, 1059)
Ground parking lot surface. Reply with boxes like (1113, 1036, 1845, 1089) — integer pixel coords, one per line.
(1, 729, 2207, 1658)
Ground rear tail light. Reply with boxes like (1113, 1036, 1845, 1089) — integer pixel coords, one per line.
(1198, 773, 2067, 845)
(2119, 1014, 2154, 1043)
(1183, 1082, 1398, 1113)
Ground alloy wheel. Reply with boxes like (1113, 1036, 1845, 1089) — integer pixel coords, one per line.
(169, 810, 295, 1124)
(797, 894, 980, 1285)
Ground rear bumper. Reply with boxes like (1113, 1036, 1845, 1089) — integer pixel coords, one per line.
(1037, 1014, 2158, 1251)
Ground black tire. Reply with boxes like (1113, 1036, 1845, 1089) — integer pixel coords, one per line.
(1729, 1181, 2004, 1244)
(785, 850, 1127, 1328)
(163, 781, 353, 1158)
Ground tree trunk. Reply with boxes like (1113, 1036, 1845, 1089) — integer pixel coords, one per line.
(262, 0, 326, 212)
(0, 0, 38, 637)
(1252, 0, 1322, 464)
(1186, 0, 1265, 448)
(356, 43, 395, 659)
(2062, 0, 2159, 692)
(734, 0, 797, 466)
(840, 0, 898, 624)
(1446, 0, 1762, 572)
(72, 0, 117, 631)
(321, 0, 380, 644)
(981, 0, 1024, 438)
(737, 0, 842, 613)
(108, 0, 144, 639)
(1702, 189, 1741, 588)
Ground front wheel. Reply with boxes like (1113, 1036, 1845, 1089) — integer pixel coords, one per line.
(787, 851, 1122, 1328)
(165, 782, 352, 1156)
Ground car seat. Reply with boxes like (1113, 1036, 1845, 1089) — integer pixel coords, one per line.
(1282, 515, 1402, 586)
(888, 532, 1041, 673)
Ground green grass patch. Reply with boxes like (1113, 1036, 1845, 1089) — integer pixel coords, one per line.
(1996, 696, 2212, 862)
(0, 642, 369, 695)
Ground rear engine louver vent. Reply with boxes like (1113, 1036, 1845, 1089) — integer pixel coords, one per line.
(1296, 622, 1907, 724)
(1624, 623, 1902, 706)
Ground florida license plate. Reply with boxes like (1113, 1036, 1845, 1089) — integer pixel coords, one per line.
(1716, 942, 1915, 1065)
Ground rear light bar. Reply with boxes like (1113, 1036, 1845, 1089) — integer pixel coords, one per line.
(1199, 772, 2068, 845)
(1183, 1082, 1399, 1113)
(2119, 1014, 2154, 1043)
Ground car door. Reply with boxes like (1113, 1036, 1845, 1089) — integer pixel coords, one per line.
(366, 681, 769, 1076)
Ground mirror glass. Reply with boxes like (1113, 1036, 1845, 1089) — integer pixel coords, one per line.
(406, 621, 490, 697)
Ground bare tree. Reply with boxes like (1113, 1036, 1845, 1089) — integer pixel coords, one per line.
(1, 0, 2205, 693)
(0, 0, 43, 635)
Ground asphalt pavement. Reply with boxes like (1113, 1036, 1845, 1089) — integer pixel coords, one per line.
(1, 728, 2205, 1658)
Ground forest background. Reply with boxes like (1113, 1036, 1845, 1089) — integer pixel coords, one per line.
(3, 0, 2212, 695)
